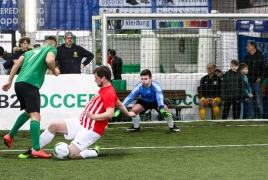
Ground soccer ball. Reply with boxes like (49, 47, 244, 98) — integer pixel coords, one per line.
(53, 142, 70, 160)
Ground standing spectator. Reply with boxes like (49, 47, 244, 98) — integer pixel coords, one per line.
(239, 63, 254, 119)
(56, 32, 94, 74)
(0, 46, 7, 75)
(199, 63, 222, 120)
(221, 60, 245, 120)
(3, 36, 32, 74)
(108, 49, 122, 80)
(2, 36, 60, 158)
(113, 69, 180, 132)
(214, 69, 223, 79)
(33, 44, 41, 49)
(244, 40, 266, 118)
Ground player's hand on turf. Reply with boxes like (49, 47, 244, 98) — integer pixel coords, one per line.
(113, 110, 121, 117)
(2, 82, 12, 92)
(160, 109, 172, 119)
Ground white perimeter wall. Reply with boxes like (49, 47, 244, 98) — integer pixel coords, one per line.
(0, 73, 221, 130)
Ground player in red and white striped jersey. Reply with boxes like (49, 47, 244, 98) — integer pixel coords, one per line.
(18, 66, 136, 159)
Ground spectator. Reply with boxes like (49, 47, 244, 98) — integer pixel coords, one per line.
(0, 46, 7, 75)
(3, 36, 32, 74)
(33, 44, 41, 49)
(95, 49, 114, 80)
(199, 63, 222, 120)
(2, 36, 59, 158)
(239, 63, 254, 119)
(214, 69, 223, 79)
(221, 60, 245, 120)
(108, 49, 122, 80)
(56, 32, 94, 74)
(113, 69, 180, 132)
(244, 40, 266, 118)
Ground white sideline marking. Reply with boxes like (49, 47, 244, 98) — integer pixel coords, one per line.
(1, 144, 268, 152)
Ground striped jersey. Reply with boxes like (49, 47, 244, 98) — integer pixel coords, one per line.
(15, 45, 57, 89)
(79, 85, 118, 135)
(122, 80, 165, 108)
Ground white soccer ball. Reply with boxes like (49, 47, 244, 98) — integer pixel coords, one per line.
(53, 142, 70, 160)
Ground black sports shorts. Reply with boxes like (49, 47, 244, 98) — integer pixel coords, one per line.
(15, 82, 40, 113)
(135, 99, 159, 112)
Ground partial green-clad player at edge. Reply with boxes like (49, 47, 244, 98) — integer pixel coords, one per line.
(2, 36, 60, 158)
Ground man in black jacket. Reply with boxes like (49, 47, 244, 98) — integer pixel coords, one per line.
(199, 63, 222, 120)
(56, 32, 94, 74)
(108, 49, 122, 80)
(244, 40, 266, 118)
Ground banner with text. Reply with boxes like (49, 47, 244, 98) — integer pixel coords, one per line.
(0, 0, 210, 31)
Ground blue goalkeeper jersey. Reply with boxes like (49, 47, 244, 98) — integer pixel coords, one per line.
(122, 80, 164, 109)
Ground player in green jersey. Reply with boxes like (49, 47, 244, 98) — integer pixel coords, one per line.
(2, 36, 60, 158)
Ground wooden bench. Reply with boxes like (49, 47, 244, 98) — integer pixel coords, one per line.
(116, 90, 192, 120)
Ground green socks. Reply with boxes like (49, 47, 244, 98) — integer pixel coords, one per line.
(9, 113, 30, 139)
(30, 121, 40, 151)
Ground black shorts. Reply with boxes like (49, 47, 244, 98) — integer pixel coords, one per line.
(135, 99, 159, 112)
(15, 82, 40, 113)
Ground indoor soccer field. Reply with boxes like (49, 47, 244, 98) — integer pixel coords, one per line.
(1, 121, 268, 180)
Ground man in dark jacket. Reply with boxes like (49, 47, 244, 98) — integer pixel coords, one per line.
(244, 40, 266, 118)
(108, 49, 122, 80)
(199, 63, 222, 120)
(56, 32, 94, 74)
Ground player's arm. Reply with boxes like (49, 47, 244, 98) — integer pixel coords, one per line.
(115, 99, 136, 117)
(84, 108, 114, 121)
(2, 56, 24, 92)
(45, 52, 59, 76)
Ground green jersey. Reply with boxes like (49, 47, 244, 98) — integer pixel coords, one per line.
(15, 45, 57, 89)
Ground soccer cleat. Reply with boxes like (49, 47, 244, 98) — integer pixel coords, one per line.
(18, 148, 32, 159)
(93, 145, 100, 154)
(170, 125, 181, 132)
(3, 134, 13, 148)
(127, 126, 140, 132)
(31, 149, 52, 158)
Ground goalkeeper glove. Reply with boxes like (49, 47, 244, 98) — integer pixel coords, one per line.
(113, 110, 121, 117)
(160, 109, 172, 120)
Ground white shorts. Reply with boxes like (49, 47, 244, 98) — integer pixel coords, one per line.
(64, 118, 101, 151)
(71, 126, 101, 151)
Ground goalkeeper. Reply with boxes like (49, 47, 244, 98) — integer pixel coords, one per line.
(114, 69, 180, 132)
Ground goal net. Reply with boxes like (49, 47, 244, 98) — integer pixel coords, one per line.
(92, 13, 268, 121)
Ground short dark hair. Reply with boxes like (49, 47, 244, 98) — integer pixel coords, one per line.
(140, 69, 152, 78)
(239, 63, 248, 70)
(248, 40, 257, 49)
(214, 69, 222, 73)
(108, 49, 116, 57)
(93, 66, 111, 81)
(231, 59, 239, 66)
(45, 36, 57, 43)
(0, 46, 4, 56)
(19, 36, 30, 45)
